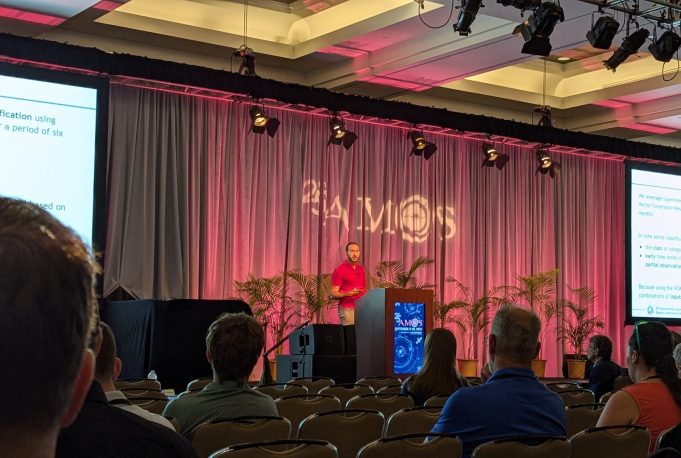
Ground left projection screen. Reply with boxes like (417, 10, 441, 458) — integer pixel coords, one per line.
(0, 64, 107, 248)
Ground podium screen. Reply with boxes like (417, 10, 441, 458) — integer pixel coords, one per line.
(393, 302, 425, 374)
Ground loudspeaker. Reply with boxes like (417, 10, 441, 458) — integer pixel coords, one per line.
(343, 325, 356, 355)
(276, 354, 357, 384)
(288, 324, 345, 355)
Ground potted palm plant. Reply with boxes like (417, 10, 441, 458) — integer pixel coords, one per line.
(371, 256, 435, 289)
(289, 270, 334, 323)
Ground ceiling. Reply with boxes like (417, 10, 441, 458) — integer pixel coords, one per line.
(1, 0, 681, 148)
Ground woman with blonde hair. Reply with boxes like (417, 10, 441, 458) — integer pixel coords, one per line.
(401, 327, 469, 406)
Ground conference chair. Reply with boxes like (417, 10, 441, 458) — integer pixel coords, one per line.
(346, 393, 414, 419)
(131, 398, 169, 415)
(598, 391, 613, 404)
(565, 403, 605, 437)
(114, 378, 162, 390)
(208, 439, 338, 458)
(191, 416, 291, 458)
(657, 422, 681, 452)
(287, 377, 335, 394)
(613, 375, 633, 391)
(357, 432, 461, 458)
(569, 424, 650, 458)
(376, 385, 403, 395)
(650, 449, 681, 458)
(319, 383, 373, 407)
(472, 436, 570, 458)
(274, 394, 341, 437)
(254, 383, 308, 400)
(187, 377, 212, 392)
(121, 389, 167, 399)
(384, 406, 441, 438)
(424, 395, 451, 408)
(545, 382, 581, 393)
(558, 389, 595, 407)
(356, 377, 401, 393)
(298, 409, 384, 458)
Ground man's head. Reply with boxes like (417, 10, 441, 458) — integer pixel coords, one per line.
(587, 335, 613, 361)
(345, 242, 360, 264)
(206, 313, 264, 385)
(0, 197, 97, 448)
(488, 305, 541, 370)
(95, 323, 123, 388)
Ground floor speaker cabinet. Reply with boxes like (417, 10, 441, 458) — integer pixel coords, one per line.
(276, 354, 357, 384)
(343, 325, 356, 355)
(288, 324, 345, 355)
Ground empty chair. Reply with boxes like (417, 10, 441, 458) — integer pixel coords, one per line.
(472, 436, 570, 458)
(288, 377, 335, 395)
(298, 409, 384, 458)
(612, 375, 633, 391)
(376, 385, 403, 395)
(545, 382, 581, 393)
(424, 395, 451, 408)
(275, 394, 341, 437)
(559, 389, 595, 407)
(114, 378, 162, 390)
(569, 424, 650, 458)
(209, 439, 338, 458)
(566, 404, 605, 437)
(191, 416, 291, 458)
(358, 432, 461, 458)
(384, 406, 441, 438)
(347, 394, 414, 419)
(187, 377, 212, 392)
(131, 398, 168, 415)
(122, 389, 167, 399)
(255, 383, 308, 400)
(357, 377, 401, 393)
(319, 384, 373, 407)
(657, 422, 681, 452)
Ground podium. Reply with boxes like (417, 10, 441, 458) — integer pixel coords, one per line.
(355, 288, 433, 379)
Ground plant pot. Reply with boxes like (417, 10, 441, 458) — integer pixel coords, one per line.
(566, 358, 586, 379)
(457, 358, 478, 378)
(532, 359, 547, 378)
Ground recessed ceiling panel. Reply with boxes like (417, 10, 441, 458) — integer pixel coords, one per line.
(0, 0, 99, 17)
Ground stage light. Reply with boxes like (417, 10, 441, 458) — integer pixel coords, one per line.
(535, 147, 560, 177)
(408, 131, 437, 160)
(648, 30, 681, 63)
(534, 105, 553, 127)
(497, 0, 541, 11)
(587, 16, 620, 50)
(454, 0, 483, 36)
(513, 2, 564, 56)
(603, 28, 649, 71)
(328, 116, 357, 150)
(249, 106, 280, 137)
(234, 46, 256, 75)
(481, 142, 509, 170)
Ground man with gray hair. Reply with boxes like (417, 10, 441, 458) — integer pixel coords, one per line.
(431, 305, 566, 458)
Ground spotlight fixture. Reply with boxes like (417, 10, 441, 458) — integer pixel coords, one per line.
(513, 2, 565, 56)
(603, 28, 649, 72)
(535, 147, 560, 177)
(234, 46, 256, 75)
(408, 131, 437, 160)
(587, 16, 620, 50)
(454, 0, 484, 36)
(249, 106, 280, 137)
(497, 0, 541, 12)
(327, 115, 357, 150)
(648, 30, 681, 63)
(534, 105, 553, 127)
(481, 142, 510, 170)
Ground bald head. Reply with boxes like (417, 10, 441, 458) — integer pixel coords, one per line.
(490, 305, 541, 366)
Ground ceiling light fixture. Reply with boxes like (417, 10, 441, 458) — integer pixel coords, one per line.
(587, 15, 620, 50)
(481, 142, 510, 169)
(454, 0, 484, 36)
(328, 115, 357, 150)
(648, 30, 681, 63)
(535, 146, 560, 177)
(249, 106, 280, 137)
(513, 2, 565, 56)
(603, 28, 649, 71)
(497, 0, 542, 13)
(408, 131, 438, 160)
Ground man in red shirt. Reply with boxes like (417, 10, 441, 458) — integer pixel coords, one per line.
(331, 242, 366, 325)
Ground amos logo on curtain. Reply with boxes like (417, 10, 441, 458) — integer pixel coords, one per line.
(302, 180, 456, 243)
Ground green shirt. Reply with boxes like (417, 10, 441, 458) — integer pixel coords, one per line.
(163, 380, 278, 436)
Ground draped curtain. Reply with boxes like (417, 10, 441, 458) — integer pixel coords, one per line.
(104, 83, 626, 376)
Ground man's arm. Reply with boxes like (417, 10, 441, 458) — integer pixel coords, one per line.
(330, 285, 360, 299)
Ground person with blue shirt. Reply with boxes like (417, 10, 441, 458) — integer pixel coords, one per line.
(430, 305, 566, 458)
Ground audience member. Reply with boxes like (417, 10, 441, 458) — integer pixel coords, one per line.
(586, 335, 622, 402)
(674, 343, 681, 379)
(96, 322, 175, 430)
(671, 331, 681, 350)
(163, 313, 277, 436)
(401, 328, 469, 405)
(430, 305, 566, 458)
(0, 197, 98, 458)
(597, 321, 681, 451)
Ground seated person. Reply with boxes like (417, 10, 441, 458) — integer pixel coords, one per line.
(586, 335, 622, 402)
(674, 343, 681, 379)
(597, 321, 681, 452)
(401, 328, 469, 406)
(96, 322, 174, 430)
(163, 313, 278, 436)
(430, 305, 566, 458)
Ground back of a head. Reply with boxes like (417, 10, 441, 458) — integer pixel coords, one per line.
(590, 335, 613, 360)
(0, 198, 97, 435)
(206, 313, 264, 384)
(411, 327, 460, 398)
(95, 323, 117, 382)
(491, 305, 541, 364)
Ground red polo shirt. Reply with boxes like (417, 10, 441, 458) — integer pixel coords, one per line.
(331, 260, 366, 309)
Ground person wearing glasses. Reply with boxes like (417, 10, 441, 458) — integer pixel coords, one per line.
(597, 321, 681, 450)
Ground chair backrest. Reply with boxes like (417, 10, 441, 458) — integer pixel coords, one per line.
(569, 424, 650, 458)
(114, 378, 162, 390)
(357, 377, 402, 393)
(376, 385, 403, 395)
(346, 394, 414, 419)
(559, 389, 595, 407)
(209, 439, 338, 458)
(657, 421, 681, 452)
(424, 395, 451, 408)
(357, 433, 461, 458)
(598, 391, 613, 404)
(255, 383, 309, 400)
(187, 377, 212, 392)
(472, 436, 570, 458)
(650, 448, 681, 458)
(545, 382, 581, 393)
(288, 377, 335, 395)
(275, 394, 342, 437)
(565, 404, 605, 437)
(131, 398, 168, 415)
(191, 416, 291, 458)
(122, 389, 167, 399)
(612, 375, 633, 391)
(384, 406, 441, 438)
(319, 384, 373, 407)
(298, 409, 385, 458)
